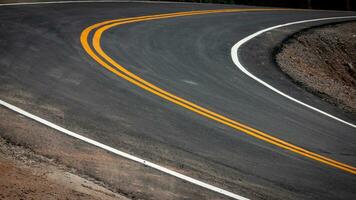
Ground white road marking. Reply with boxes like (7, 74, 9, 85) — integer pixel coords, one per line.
(0, 99, 249, 200)
(1, 1, 354, 198)
(0, 0, 194, 7)
(0, 1, 249, 199)
(0, 0, 112, 6)
(231, 16, 356, 129)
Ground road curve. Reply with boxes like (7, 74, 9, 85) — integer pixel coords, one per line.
(0, 1, 355, 200)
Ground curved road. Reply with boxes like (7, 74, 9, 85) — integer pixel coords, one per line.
(0, 1, 355, 200)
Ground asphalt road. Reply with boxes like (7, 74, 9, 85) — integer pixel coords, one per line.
(0, 1, 355, 200)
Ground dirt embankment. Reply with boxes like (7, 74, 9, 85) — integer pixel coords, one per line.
(0, 137, 129, 200)
(276, 21, 356, 113)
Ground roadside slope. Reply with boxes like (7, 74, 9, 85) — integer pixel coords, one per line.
(276, 21, 356, 113)
(0, 136, 128, 200)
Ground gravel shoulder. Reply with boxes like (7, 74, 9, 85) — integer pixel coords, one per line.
(276, 21, 356, 113)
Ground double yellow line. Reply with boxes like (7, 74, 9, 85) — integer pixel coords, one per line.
(80, 8, 356, 174)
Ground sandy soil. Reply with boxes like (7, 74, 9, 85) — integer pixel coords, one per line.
(0, 137, 130, 200)
(276, 21, 356, 113)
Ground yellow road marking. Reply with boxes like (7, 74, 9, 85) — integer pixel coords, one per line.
(80, 9, 356, 174)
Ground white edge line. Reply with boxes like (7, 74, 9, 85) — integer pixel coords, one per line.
(0, 99, 249, 200)
(0, 1, 248, 199)
(0, 0, 204, 7)
(0, 1, 352, 197)
(0, 1, 121, 6)
(231, 16, 356, 129)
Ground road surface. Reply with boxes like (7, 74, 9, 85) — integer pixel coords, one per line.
(0, 1, 355, 199)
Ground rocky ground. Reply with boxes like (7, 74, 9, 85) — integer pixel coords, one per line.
(276, 21, 356, 113)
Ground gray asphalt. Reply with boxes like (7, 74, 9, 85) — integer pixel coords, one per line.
(0, 1, 355, 200)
